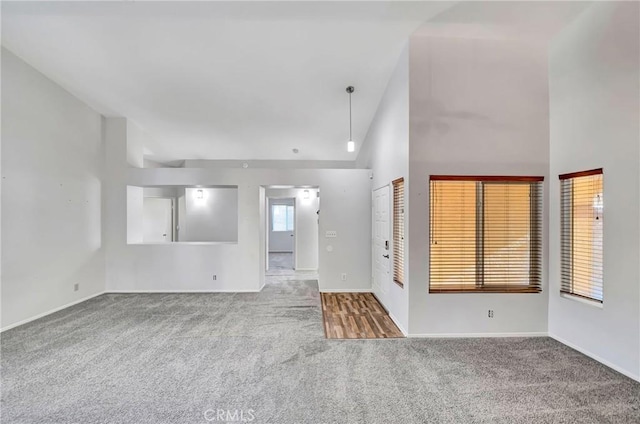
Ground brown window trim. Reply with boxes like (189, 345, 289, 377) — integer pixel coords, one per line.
(559, 168, 603, 180)
(430, 175, 544, 182)
(430, 286, 542, 294)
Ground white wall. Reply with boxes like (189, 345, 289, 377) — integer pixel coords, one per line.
(1, 49, 105, 329)
(126, 185, 144, 244)
(357, 45, 410, 332)
(185, 160, 356, 169)
(548, 2, 640, 380)
(103, 131, 371, 292)
(294, 189, 319, 271)
(267, 188, 319, 271)
(407, 36, 550, 336)
(183, 187, 238, 242)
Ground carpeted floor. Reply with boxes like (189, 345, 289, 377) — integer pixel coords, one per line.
(2, 277, 639, 424)
(268, 252, 294, 270)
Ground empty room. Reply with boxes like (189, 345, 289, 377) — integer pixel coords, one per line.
(1, 1, 639, 423)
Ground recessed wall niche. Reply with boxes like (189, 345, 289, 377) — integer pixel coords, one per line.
(127, 185, 238, 244)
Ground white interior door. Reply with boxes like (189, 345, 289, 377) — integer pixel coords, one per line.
(269, 199, 295, 253)
(143, 197, 173, 242)
(373, 186, 391, 299)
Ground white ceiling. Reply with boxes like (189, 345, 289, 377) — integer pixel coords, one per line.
(1, 1, 591, 163)
(1, 1, 455, 162)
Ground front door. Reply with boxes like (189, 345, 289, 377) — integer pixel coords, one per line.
(373, 186, 391, 300)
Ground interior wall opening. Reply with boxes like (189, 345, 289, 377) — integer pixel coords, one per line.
(263, 186, 320, 277)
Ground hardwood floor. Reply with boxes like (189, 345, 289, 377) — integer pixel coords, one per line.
(320, 292, 404, 339)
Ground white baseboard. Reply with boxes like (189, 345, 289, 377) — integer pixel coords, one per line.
(319, 288, 372, 293)
(549, 333, 640, 382)
(408, 332, 548, 338)
(388, 312, 408, 336)
(1, 291, 106, 332)
(106, 289, 263, 293)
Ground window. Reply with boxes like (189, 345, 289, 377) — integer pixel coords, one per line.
(560, 169, 603, 303)
(272, 204, 294, 232)
(392, 178, 405, 287)
(429, 176, 543, 293)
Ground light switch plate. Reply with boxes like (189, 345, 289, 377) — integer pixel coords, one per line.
(325, 230, 337, 238)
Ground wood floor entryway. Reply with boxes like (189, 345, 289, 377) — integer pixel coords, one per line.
(320, 292, 404, 339)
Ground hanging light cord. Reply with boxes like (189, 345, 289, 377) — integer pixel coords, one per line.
(349, 90, 352, 141)
(346, 86, 355, 141)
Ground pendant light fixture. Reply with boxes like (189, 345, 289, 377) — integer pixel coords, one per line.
(346, 86, 355, 152)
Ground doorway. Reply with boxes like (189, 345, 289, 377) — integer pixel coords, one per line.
(263, 187, 320, 277)
(372, 185, 391, 303)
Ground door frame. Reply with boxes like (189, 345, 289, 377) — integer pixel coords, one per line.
(262, 186, 321, 276)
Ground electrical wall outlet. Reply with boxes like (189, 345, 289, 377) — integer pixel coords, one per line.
(488, 310, 494, 318)
(74, 283, 79, 292)
(212, 275, 217, 281)
(325, 230, 337, 238)
(341, 273, 347, 281)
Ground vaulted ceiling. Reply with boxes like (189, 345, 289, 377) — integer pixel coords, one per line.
(2, 1, 590, 163)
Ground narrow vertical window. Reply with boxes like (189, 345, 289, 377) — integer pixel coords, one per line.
(392, 178, 405, 287)
(560, 169, 603, 303)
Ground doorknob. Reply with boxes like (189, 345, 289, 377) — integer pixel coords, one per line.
(383, 254, 389, 259)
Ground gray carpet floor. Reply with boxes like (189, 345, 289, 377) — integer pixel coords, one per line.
(268, 252, 294, 270)
(2, 276, 639, 424)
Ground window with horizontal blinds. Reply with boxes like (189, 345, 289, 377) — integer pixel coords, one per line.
(392, 178, 405, 287)
(560, 169, 603, 303)
(429, 176, 543, 293)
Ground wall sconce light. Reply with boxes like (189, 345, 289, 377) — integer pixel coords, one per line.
(303, 189, 310, 200)
(196, 189, 204, 199)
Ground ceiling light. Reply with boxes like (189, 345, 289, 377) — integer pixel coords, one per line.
(346, 86, 355, 153)
(196, 189, 204, 199)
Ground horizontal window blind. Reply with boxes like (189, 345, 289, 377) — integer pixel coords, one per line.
(392, 178, 405, 287)
(560, 169, 603, 303)
(429, 176, 543, 293)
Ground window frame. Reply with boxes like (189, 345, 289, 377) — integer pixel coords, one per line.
(392, 177, 405, 288)
(271, 204, 294, 232)
(559, 168, 604, 304)
(429, 175, 544, 294)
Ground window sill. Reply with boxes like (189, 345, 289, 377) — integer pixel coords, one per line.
(429, 286, 541, 294)
(560, 292, 603, 309)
